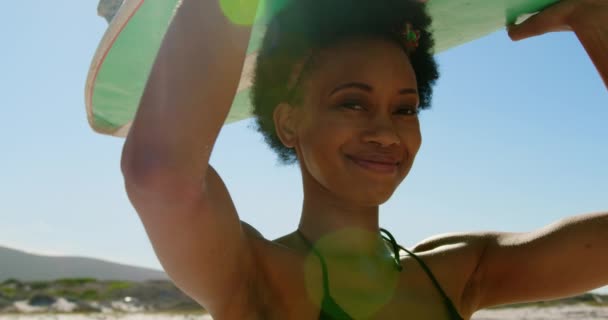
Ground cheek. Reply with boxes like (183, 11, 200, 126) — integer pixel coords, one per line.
(398, 120, 422, 179)
(296, 114, 355, 186)
(399, 118, 422, 152)
(298, 118, 345, 168)
(411, 126, 422, 155)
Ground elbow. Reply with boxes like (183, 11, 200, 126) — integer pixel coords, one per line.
(121, 146, 162, 189)
(121, 149, 203, 203)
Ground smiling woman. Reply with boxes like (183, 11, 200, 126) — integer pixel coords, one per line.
(273, 44, 424, 213)
(251, 0, 438, 166)
(117, 0, 608, 319)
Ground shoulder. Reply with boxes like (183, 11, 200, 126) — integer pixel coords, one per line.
(242, 221, 265, 239)
(220, 224, 310, 317)
(412, 231, 497, 253)
(406, 231, 502, 318)
(241, 229, 322, 318)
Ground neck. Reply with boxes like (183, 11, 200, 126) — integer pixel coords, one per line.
(297, 179, 389, 259)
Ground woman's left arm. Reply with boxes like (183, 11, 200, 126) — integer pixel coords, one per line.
(475, 211, 608, 309)
(508, 0, 608, 89)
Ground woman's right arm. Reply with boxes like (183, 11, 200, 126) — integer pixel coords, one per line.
(120, 0, 260, 316)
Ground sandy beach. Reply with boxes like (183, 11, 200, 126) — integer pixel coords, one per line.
(0, 315, 212, 320)
(2, 304, 608, 320)
(472, 304, 608, 320)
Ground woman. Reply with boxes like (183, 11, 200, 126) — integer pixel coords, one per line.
(120, 0, 607, 319)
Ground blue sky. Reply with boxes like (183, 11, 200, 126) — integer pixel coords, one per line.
(1, 1, 606, 294)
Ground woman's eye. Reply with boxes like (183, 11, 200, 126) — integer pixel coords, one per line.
(395, 107, 419, 116)
(340, 102, 365, 111)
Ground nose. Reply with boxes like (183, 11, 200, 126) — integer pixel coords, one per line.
(361, 115, 401, 147)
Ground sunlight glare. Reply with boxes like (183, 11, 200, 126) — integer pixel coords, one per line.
(219, 0, 265, 26)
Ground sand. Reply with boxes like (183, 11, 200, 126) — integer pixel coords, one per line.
(2, 304, 608, 319)
(0, 315, 211, 320)
(472, 304, 608, 320)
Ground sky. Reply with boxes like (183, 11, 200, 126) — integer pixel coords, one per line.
(1, 1, 606, 294)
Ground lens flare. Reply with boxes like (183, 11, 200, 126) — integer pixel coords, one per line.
(219, 0, 265, 26)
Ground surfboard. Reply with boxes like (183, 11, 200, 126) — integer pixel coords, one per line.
(86, 0, 559, 137)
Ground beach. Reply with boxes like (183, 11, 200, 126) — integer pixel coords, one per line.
(2, 304, 608, 320)
(0, 315, 210, 320)
(472, 304, 608, 319)
(0, 315, 213, 320)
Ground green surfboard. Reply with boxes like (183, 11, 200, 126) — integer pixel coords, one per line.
(86, 0, 559, 137)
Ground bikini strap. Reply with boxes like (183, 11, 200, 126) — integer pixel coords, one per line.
(398, 244, 462, 318)
(380, 228, 404, 272)
(297, 229, 462, 319)
(380, 228, 451, 303)
(296, 229, 332, 295)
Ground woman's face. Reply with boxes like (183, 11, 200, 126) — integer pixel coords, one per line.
(281, 37, 422, 206)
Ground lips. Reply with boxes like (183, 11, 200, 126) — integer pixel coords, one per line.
(347, 155, 401, 174)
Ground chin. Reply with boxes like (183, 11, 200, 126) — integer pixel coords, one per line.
(333, 175, 404, 206)
(345, 187, 397, 206)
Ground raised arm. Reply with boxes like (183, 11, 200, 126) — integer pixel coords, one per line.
(508, 0, 608, 89)
(120, 0, 261, 316)
(474, 211, 608, 309)
(411, 212, 607, 317)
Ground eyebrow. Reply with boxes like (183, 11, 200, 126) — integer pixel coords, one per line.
(329, 82, 418, 97)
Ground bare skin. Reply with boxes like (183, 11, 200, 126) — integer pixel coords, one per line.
(121, 0, 608, 319)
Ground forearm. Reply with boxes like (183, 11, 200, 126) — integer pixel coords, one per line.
(122, 0, 255, 185)
(572, 19, 608, 89)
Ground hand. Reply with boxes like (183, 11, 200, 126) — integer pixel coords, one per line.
(507, 0, 607, 41)
(507, 0, 608, 89)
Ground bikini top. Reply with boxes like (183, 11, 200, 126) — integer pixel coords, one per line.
(297, 228, 464, 320)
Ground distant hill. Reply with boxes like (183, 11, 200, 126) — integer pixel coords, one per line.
(0, 246, 168, 282)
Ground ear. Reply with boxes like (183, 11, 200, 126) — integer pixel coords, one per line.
(273, 102, 298, 148)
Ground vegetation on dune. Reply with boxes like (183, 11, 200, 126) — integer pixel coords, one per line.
(54, 278, 97, 287)
(0, 278, 605, 314)
(0, 278, 203, 313)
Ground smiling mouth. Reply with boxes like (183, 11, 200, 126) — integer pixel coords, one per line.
(347, 156, 400, 174)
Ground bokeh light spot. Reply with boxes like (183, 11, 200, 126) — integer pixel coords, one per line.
(219, 0, 265, 26)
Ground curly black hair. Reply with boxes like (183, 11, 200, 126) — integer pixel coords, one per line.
(251, 0, 439, 165)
